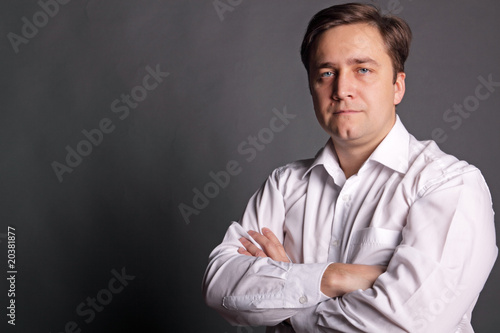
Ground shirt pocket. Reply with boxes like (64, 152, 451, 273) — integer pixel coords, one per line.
(346, 227, 402, 265)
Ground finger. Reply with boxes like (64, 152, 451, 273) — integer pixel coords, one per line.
(239, 237, 267, 258)
(247, 230, 274, 250)
(262, 228, 283, 247)
(248, 230, 289, 262)
(259, 228, 290, 261)
(237, 247, 252, 256)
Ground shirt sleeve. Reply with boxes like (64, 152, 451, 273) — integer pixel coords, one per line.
(290, 169, 498, 332)
(202, 168, 331, 327)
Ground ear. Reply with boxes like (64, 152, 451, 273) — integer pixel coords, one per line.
(393, 72, 406, 105)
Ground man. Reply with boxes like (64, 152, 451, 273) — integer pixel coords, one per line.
(202, 3, 497, 332)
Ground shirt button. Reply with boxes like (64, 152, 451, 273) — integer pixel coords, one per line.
(299, 296, 307, 304)
(342, 194, 350, 202)
(332, 240, 339, 247)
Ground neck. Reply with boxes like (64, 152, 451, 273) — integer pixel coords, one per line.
(332, 115, 397, 178)
(334, 143, 375, 179)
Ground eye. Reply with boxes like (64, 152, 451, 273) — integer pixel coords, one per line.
(358, 68, 370, 74)
(320, 71, 334, 78)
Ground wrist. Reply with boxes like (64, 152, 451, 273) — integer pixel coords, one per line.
(320, 263, 387, 298)
(321, 263, 343, 297)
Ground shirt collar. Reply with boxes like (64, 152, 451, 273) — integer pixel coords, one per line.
(303, 138, 345, 182)
(304, 115, 410, 180)
(368, 115, 409, 174)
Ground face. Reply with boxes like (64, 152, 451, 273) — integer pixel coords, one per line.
(308, 23, 405, 151)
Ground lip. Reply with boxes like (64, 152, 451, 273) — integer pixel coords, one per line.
(333, 109, 361, 115)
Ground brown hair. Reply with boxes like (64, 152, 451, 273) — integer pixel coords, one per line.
(300, 3, 412, 81)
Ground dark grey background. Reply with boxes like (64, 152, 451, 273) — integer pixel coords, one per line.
(1, 0, 499, 332)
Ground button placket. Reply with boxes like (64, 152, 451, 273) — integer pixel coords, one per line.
(329, 178, 358, 262)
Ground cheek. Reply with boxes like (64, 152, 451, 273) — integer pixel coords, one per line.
(366, 84, 394, 105)
(312, 87, 330, 105)
(311, 90, 323, 107)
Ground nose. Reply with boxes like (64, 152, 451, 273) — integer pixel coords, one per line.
(332, 71, 355, 101)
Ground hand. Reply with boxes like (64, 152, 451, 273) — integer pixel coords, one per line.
(238, 228, 290, 263)
(321, 263, 386, 298)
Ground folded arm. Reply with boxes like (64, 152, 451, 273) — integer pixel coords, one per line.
(202, 168, 497, 332)
(202, 170, 388, 327)
(239, 228, 386, 298)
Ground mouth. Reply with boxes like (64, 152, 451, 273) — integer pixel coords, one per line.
(333, 109, 361, 115)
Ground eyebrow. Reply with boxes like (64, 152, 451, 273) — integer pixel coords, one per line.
(314, 57, 380, 69)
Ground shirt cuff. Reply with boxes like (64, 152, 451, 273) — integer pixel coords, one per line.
(282, 262, 331, 308)
(286, 262, 332, 332)
(221, 260, 331, 312)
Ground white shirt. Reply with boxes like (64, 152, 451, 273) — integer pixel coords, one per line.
(203, 117, 497, 332)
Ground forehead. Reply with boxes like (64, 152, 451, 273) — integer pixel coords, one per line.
(310, 23, 390, 66)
